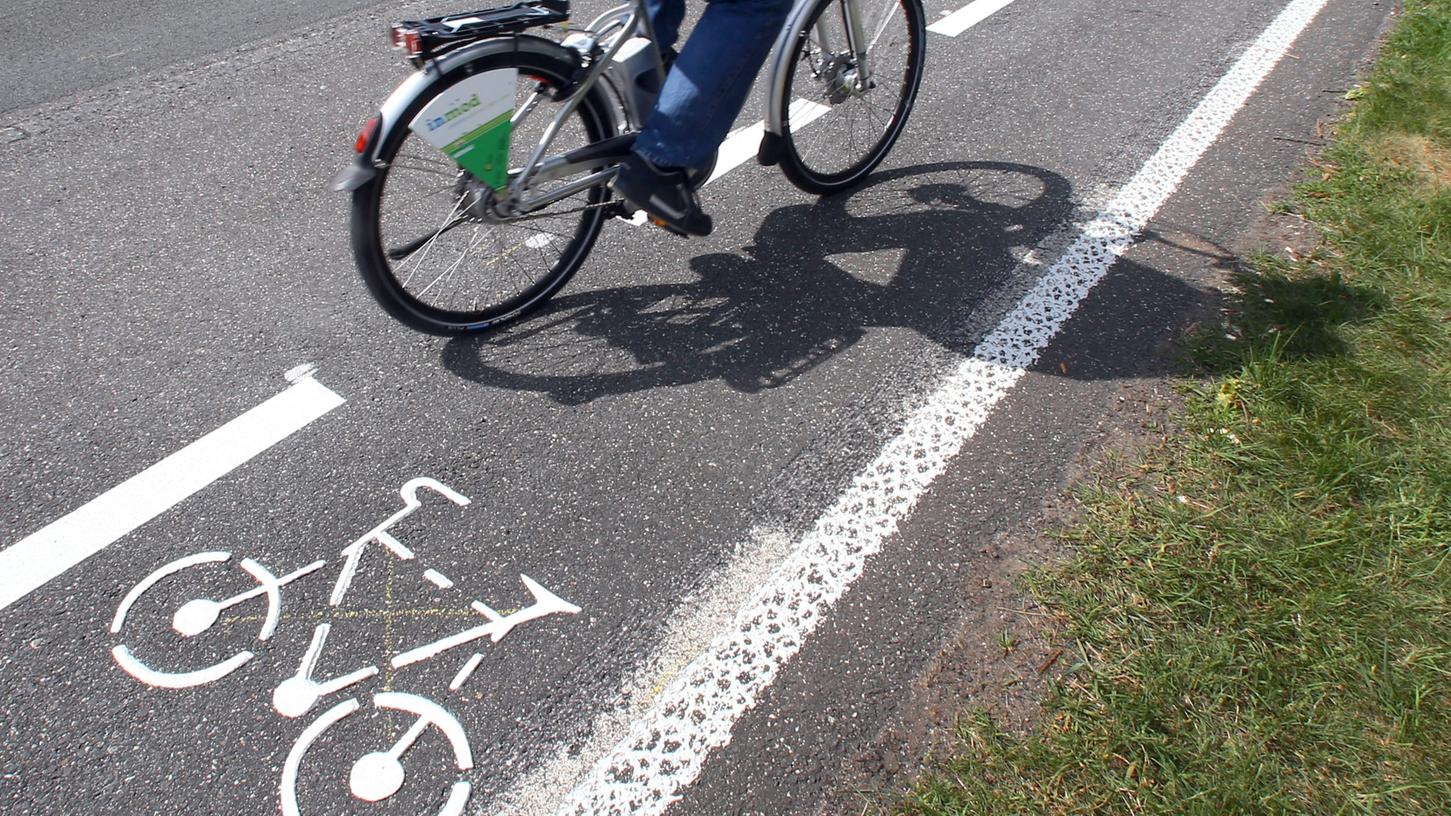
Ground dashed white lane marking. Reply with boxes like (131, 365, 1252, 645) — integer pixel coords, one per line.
(541, 0, 1333, 812)
(928, 0, 1022, 37)
(705, 99, 832, 185)
(624, 99, 833, 225)
(0, 374, 344, 612)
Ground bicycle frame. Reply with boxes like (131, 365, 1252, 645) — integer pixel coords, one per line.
(500, 0, 659, 213)
(500, 0, 876, 215)
(333, 0, 877, 216)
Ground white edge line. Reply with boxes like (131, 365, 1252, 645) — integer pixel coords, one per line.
(0, 376, 345, 613)
(543, 0, 1332, 813)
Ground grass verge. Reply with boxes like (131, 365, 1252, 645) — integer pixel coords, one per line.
(897, 2, 1451, 813)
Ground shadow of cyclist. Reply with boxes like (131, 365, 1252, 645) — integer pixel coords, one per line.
(441, 160, 1075, 404)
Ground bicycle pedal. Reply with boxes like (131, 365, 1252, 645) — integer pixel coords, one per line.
(647, 215, 689, 237)
(610, 203, 647, 225)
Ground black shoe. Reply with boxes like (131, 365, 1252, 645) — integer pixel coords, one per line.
(613, 153, 714, 237)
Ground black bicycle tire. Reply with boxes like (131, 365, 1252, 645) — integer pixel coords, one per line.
(351, 43, 616, 335)
(777, 0, 926, 196)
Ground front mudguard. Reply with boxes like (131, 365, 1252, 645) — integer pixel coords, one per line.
(328, 34, 589, 193)
(756, 0, 822, 166)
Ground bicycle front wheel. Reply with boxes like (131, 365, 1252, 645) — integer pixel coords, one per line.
(351, 44, 617, 335)
(777, 0, 926, 195)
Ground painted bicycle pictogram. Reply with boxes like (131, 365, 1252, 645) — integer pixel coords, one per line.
(108, 477, 581, 815)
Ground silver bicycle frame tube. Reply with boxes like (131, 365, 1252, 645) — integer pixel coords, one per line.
(514, 168, 618, 211)
(506, 0, 663, 207)
(842, 0, 873, 87)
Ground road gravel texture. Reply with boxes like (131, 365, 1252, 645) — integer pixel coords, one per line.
(0, 0, 1395, 814)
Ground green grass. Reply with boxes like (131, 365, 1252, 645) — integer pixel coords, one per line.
(896, 2, 1451, 814)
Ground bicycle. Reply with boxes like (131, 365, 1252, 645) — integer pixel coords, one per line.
(330, 0, 926, 335)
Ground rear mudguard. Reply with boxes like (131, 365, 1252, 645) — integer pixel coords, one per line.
(329, 35, 592, 192)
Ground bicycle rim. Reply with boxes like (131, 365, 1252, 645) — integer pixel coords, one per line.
(780, 0, 925, 193)
(357, 56, 612, 334)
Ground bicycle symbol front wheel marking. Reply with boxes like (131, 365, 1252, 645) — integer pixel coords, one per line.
(281, 692, 474, 816)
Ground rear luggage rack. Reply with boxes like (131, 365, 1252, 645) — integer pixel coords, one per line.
(392, 0, 571, 64)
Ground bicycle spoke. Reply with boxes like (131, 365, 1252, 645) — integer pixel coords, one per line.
(393, 195, 470, 278)
(511, 90, 544, 127)
(857, 95, 900, 118)
(360, 48, 636, 328)
(388, 213, 469, 262)
(498, 229, 539, 292)
(415, 224, 490, 298)
(859, 96, 884, 132)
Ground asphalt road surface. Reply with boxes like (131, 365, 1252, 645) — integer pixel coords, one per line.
(0, 0, 1394, 814)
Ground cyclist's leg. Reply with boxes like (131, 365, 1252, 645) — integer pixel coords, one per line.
(633, 0, 796, 170)
(644, 0, 687, 50)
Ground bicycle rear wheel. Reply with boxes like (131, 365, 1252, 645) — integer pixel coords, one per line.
(776, 0, 926, 195)
(351, 44, 617, 335)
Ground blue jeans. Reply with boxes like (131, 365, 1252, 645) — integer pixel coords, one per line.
(634, 0, 796, 169)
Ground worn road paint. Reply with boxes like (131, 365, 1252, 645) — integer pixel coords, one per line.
(543, 0, 1333, 812)
(927, 0, 1021, 37)
(0, 375, 344, 613)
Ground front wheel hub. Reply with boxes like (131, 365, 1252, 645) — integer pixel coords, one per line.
(820, 54, 856, 104)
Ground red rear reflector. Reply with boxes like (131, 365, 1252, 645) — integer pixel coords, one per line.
(355, 116, 381, 154)
(390, 25, 423, 56)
